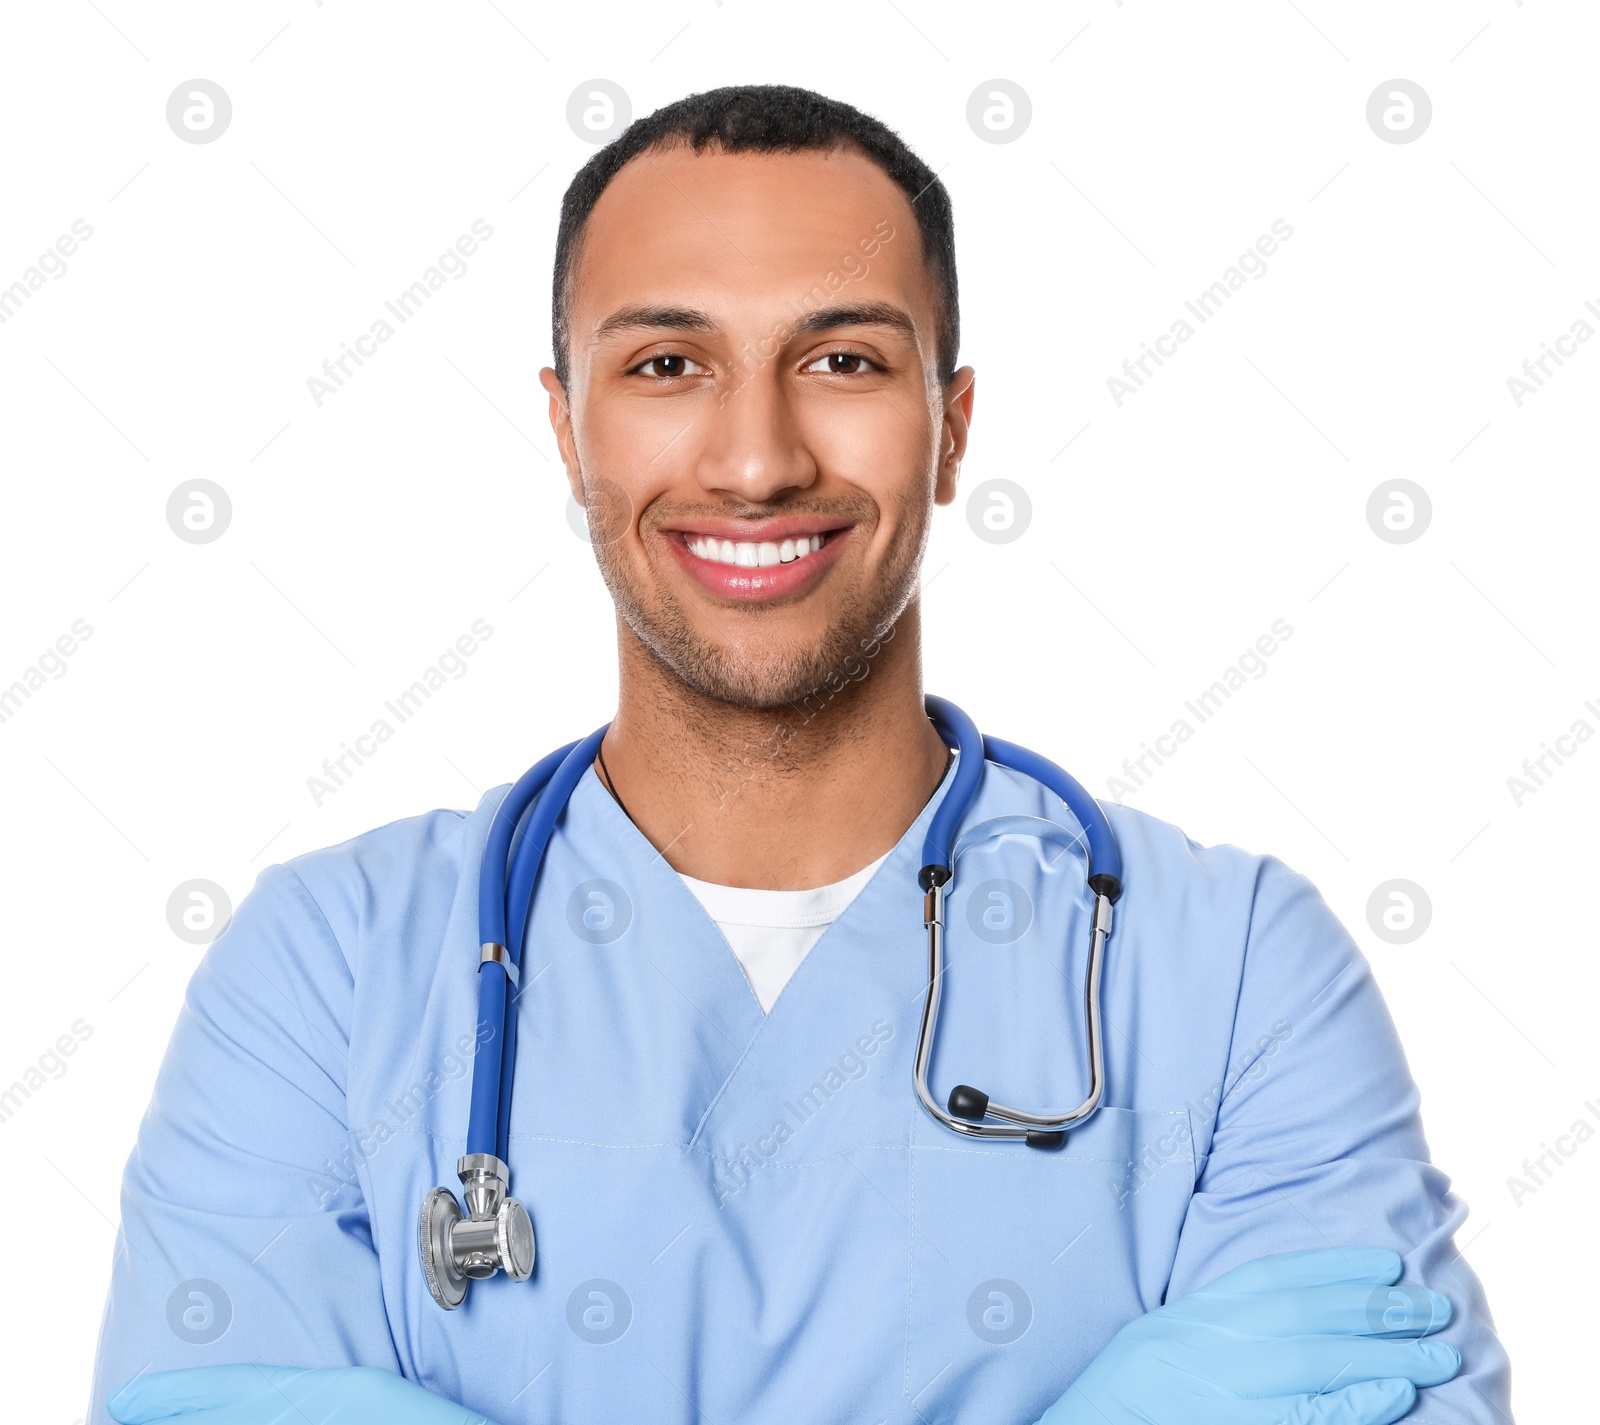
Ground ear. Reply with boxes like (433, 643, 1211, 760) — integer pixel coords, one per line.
(934, 366, 976, 507)
(539, 366, 585, 502)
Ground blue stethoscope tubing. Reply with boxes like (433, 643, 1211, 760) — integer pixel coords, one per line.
(470, 726, 606, 1164)
(921, 695, 1121, 899)
(470, 703, 1126, 1157)
(917, 695, 1122, 1148)
(423, 695, 1122, 1308)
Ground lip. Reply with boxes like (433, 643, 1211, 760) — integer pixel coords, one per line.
(663, 524, 851, 602)
(662, 514, 844, 544)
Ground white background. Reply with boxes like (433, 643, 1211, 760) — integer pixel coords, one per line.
(1, 2, 1593, 1420)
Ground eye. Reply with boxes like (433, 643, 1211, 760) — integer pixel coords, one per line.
(802, 351, 880, 376)
(631, 353, 708, 379)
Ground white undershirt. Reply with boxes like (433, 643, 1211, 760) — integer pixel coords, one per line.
(677, 852, 890, 1013)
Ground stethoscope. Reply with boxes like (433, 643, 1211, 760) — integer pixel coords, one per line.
(420, 695, 1123, 1310)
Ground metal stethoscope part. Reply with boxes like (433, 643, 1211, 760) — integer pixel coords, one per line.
(420, 1152, 535, 1310)
(913, 848, 1114, 1149)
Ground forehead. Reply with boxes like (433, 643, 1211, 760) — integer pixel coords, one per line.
(570, 142, 930, 334)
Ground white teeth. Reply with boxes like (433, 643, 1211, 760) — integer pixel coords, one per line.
(687, 533, 828, 566)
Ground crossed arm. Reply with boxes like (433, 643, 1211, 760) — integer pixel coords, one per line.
(108, 1247, 1461, 1425)
(87, 860, 1511, 1424)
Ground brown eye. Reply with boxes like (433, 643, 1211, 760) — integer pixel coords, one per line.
(804, 351, 877, 375)
(633, 354, 705, 378)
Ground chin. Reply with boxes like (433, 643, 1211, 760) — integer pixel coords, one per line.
(660, 637, 853, 713)
(601, 537, 920, 715)
(624, 599, 897, 713)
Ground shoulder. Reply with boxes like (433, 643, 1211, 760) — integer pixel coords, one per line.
(1105, 798, 1334, 927)
(236, 789, 512, 975)
(977, 758, 1333, 967)
(283, 798, 485, 897)
(1104, 798, 1368, 1026)
(1092, 793, 1361, 1024)
(1102, 798, 1260, 889)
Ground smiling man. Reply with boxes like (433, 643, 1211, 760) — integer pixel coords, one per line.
(91, 86, 1510, 1425)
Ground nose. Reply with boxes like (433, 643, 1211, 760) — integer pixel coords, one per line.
(692, 363, 819, 504)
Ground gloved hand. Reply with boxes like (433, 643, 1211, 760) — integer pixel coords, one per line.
(107, 1365, 501, 1425)
(1037, 1246, 1461, 1425)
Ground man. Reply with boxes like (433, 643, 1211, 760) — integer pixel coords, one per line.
(91, 85, 1509, 1424)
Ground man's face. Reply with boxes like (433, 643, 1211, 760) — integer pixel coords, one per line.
(540, 141, 975, 710)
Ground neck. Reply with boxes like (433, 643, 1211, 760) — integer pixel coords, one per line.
(596, 604, 950, 889)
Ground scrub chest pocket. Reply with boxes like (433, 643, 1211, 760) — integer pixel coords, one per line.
(905, 1105, 1195, 1425)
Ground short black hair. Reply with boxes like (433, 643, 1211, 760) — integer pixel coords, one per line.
(551, 83, 958, 390)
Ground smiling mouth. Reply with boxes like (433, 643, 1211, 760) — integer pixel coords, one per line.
(684, 533, 831, 568)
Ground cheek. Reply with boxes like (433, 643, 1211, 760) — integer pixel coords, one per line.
(799, 405, 928, 507)
(582, 473, 640, 548)
(580, 377, 701, 466)
(578, 405, 690, 514)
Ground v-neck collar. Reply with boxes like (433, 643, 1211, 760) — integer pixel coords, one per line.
(676, 850, 890, 930)
(570, 750, 963, 1029)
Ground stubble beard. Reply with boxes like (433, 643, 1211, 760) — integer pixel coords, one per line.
(589, 486, 929, 712)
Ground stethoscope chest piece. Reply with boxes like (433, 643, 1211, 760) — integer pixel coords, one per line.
(419, 1152, 536, 1310)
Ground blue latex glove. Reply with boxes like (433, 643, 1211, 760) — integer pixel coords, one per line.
(1037, 1247, 1461, 1425)
(107, 1365, 499, 1425)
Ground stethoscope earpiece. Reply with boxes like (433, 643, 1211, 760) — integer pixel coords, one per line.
(947, 1084, 989, 1120)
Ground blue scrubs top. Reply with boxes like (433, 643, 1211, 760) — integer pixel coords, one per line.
(86, 755, 1512, 1423)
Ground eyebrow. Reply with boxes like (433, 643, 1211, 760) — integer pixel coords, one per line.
(793, 301, 917, 342)
(591, 305, 717, 345)
(590, 299, 918, 347)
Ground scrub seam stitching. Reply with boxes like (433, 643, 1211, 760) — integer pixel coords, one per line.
(389, 1122, 1162, 1166)
(905, 1112, 916, 1406)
